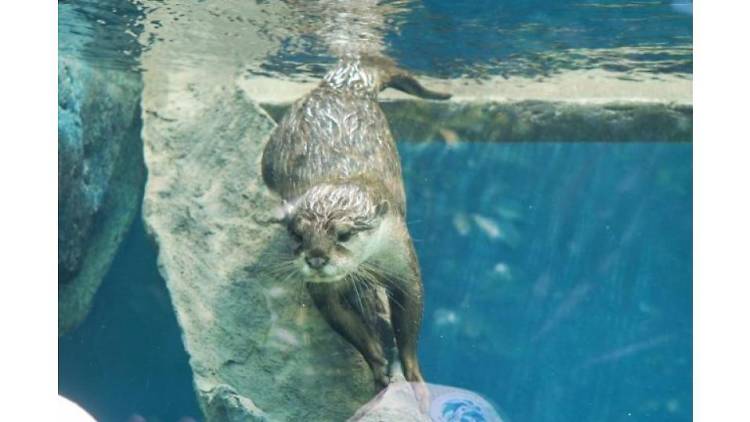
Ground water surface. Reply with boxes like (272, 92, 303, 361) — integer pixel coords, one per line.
(59, 0, 692, 79)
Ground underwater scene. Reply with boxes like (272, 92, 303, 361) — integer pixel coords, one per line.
(59, 1, 692, 421)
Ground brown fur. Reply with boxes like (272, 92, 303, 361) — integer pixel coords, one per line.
(261, 56, 448, 398)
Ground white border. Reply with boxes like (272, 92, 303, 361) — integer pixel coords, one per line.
(694, 1, 750, 421)
(4, 1, 749, 421)
(0, 2, 58, 421)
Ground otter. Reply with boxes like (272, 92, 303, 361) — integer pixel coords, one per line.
(261, 55, 449, 399)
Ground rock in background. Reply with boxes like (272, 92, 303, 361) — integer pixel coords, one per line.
(58, 56, 144, 334)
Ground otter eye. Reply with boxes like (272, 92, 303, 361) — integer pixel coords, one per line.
(289, 228, 303, 243)
(337, 230, 353, 242)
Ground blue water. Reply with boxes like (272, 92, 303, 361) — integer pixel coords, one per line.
(59, 142, 691, 422)
(404, 142, 691, 422)
(59, 0, 692, 420)
(60, 0, 692, 78)
(58, 216, 202, 422)
(389, 0, 692, 77)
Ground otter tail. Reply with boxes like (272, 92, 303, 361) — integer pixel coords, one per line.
(326, 55, 452, 100)
(384, 69, 452, 100)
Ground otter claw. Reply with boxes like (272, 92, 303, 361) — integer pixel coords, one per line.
(411, 381, 431, 414)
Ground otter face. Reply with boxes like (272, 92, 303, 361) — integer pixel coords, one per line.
(285, 184, 390, 283)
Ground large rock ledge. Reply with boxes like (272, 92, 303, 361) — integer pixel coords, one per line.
(243, 73, 692, 142)
(141, 69, 419, 421)
(137, 2, 424, 418)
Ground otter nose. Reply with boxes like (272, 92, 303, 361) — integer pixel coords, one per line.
(305, 255, 329, 269)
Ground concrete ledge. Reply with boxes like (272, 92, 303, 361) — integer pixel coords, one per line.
(242, 71, 692, 143)
(263, 100, 691, 143)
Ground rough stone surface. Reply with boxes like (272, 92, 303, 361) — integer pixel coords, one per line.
(141, 67, 420, 420)
(58, 56, 145, 334)
(137, 2, 424, 419)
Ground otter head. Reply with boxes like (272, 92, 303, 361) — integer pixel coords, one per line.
(283, 183, 391, 283)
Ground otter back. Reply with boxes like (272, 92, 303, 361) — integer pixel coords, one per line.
(261, 84, 406, 213)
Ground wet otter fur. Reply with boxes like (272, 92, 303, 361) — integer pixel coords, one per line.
(261, 55, 449, 404)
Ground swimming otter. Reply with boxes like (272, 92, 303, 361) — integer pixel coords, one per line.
(261, 55, 449, 399)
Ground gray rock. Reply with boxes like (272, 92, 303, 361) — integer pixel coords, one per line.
(141, 69, 418, 420)
(383, 100, 692, 143)
(58, 56, 144, 334)
(204, 384, 269, 422)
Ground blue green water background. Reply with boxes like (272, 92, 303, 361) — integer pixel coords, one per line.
(60, 142, 691, 421)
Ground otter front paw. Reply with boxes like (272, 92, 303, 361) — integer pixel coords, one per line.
(371, 363, 390, 390)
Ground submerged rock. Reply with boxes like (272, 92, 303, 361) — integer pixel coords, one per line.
(141, 67, 422, 420)
(58, 57, 144, 334)
(382, 100, 692, 143)
(136, 2, 428, 419)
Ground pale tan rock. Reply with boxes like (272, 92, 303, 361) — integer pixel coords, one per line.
(140, 66, 387, 420)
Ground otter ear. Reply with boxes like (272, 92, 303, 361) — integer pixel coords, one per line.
(254, 200, 295, 226)
(270, 200, 295, 224)
(375, 200, 389, 217)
